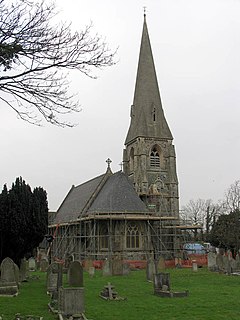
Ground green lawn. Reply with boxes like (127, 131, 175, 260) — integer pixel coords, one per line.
(1, 267, 240, 320)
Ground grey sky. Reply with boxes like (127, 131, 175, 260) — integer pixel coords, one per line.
(0, 0, 239, 211)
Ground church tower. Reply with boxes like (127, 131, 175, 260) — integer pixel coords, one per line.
(123, 15, 179, 218)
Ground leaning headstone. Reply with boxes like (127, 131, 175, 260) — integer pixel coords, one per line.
(112, 259, 123, 276)
(102, 259, 112, 276)
(28, 257, 36, 271)
(68, 261, 83, 287)
(46, 262, 59, 293)
(154, 273, 170, 292)
(146, 259, 156, 281)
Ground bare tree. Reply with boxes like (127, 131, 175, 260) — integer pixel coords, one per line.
(224, 180, 240, 212)
(0, 0, 116, 127)
(181, 198, 223, 241)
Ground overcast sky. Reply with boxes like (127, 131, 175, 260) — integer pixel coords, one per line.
(0, 0, 239, 211)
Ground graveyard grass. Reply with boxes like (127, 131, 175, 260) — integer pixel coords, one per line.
(1, 267, 240, 320)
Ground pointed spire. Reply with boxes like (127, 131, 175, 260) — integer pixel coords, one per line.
(125, 15, 173, 144)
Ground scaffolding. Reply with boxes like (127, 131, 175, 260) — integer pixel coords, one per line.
(48, 211, 196, 264)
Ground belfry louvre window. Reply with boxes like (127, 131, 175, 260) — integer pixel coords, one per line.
(126, 224, 140, 249)
(150, 147, 160, 167)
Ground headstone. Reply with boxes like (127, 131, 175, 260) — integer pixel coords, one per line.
(208, 252, 217, 271)
(146, 259, 156, 281)
(112, 259, 123, 276)
(0, 257, 18, 284)
(122, 263, 130, 276)
(58, 287, 84, 316)
(28, 257, 36, 271)
(88, 267, 95, 278)
(68, 261, 83, 287)
(154, 273, 170, 292)
(157, 256, 165, 272)
(216, 253, 224, 271)
(46, 262, 59, 293)
(0, 257, 18, 296)
(235, 254, 240, 270)
(102, 259, 112, 276)
(192, 261, 198, 272)
(19, 258, 28, 282)
(84, 258, 93, 272)
(223, 255, 229, 273)
(230, 258, 237, 273)
(40, 258, 49, 272)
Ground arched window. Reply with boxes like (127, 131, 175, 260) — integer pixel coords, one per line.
(150, 147, 160, 167)
(126, 224, 140, 249)
(129, 147, 134, 172)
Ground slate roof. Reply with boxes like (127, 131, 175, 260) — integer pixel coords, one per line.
(53, 170, 147, 225)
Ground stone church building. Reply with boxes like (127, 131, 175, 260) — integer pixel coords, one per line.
(49, 15, 181, 264)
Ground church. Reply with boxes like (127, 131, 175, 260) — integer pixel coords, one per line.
(49, 15, 181, 265)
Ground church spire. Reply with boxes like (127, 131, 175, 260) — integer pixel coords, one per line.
(125, 15, 173, 145)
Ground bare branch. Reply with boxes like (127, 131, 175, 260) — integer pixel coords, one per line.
(0, 0, 116, 126)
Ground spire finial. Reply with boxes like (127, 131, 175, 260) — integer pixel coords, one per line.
(106, 158, 112, 169)
(143, 6, 147, 17)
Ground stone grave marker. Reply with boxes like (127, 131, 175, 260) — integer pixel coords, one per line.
(88, 266, 95, 278)
(216, 253, 224, 271)
(102, 259, 112, 276)
(40, 258, 49, 272)
(122, 262, 130, 276)
(146, 259, 156, 281)
(68, 261, 83, 287)
(235, 254, 240, 270)
(112, 259, 123, 275)
(84, 258, 93, 272)
(19, 258, 28, 282)
(157, 256, 165, 272)
(28, 257, 36, 271)
(58, 287, 84, 316)
(208, 252, 217, 271)
(46, 262, 60, 293)
(0, 257, 19, 296)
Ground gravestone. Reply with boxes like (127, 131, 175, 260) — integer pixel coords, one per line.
(230, 258, 237, 273)
(19, 258, 28, 282)
(235, 254, 240, 270)
(122, 263, 130, 276)
(68, 261, 83, 287)
(40, 258, 49, 272)
(88, 267, 95, 278)
(84, 258, 93, 272)
(58, 287, 84, 316)
(208, 252, 217, 271)
(223, 255, 229, 273)
(28, 257, 36, 271)
(192, 261, 198, 272)
(146, 259, 156, 281)
(157, 256, 165, 272)
(154, 273, 170, 292)
(46, 262, 60, 293)
(216, 253, 224, 271)
(102, 259, 112, 276)
(112, 259, 123, 275)
(0, 257, 18, 284)
(0, 257, 19, 296)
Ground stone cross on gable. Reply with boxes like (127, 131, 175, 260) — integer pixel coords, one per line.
(106, 158, 112, 169)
